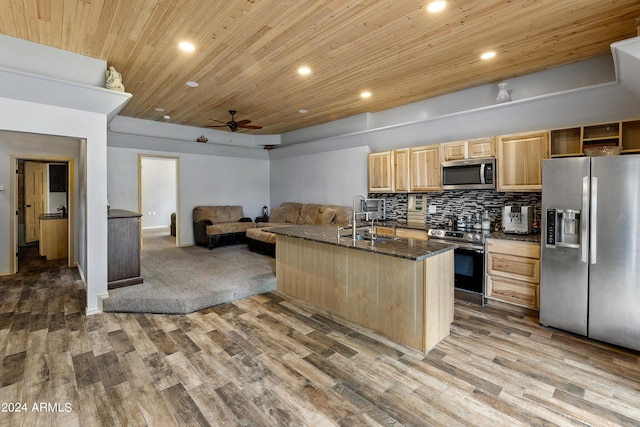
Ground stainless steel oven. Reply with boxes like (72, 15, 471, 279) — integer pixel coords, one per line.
(427, 228, 487, 304)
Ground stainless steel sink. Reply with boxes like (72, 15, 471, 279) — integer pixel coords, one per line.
(354, 231, 399, 243)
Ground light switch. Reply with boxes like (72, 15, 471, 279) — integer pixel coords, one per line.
(428, 205, 436, 214)
(0, 184, 4, 191)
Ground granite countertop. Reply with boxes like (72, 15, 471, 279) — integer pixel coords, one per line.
(269, 224, 456, 261)
(485, 231, 541, 244)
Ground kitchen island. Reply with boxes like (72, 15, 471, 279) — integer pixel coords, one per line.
(270, 225, 456, 352)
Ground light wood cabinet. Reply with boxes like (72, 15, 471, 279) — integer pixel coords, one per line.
(549, 119, 640, 157)
(393, 148, 410, 192)
(442, 141, 466, 161)
(368, 150, 394, 193)
(39, 217, 67, 260)
(409, 145, 441, 192)
(468, 137, 496, 158)
(485, 238, 540, 310)
(497, 130, 549, 191)
(442, 137, 495, 161)
(376, 226, 429, 240)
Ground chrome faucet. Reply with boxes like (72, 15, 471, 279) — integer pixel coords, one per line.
(370, 217, 379, 245)
(352, 193, 366, 244)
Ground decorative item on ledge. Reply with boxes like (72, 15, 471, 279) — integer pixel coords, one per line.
(197, 135, 208, 143)
(105, 66, 125, 92)
(496, 81, 511, 103)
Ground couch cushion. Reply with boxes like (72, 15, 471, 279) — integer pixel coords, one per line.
(193, 205, 245, 223)
(269, 207, 287, 223)
(298, 204, 322, 224)
(206, 221, 255, 235)
(280, 203, 302, 223)
(330, 205, 352, 225)
(318, 207, 336, 224)
(246, 227, 277, 244)
(255, 222, 289, 229)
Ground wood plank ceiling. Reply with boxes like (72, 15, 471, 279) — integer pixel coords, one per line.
(1, 0, 639, 135)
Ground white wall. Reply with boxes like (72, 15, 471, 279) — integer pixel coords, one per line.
(141, 157, 176, 229)
(0, 98, 108, 314)
(270, 64, 640, 206)
(107, 143, 270, 246)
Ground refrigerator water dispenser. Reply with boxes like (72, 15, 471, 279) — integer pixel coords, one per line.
(545, 208, 581, 248)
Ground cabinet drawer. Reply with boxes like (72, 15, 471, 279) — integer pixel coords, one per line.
(487, 253, 540, 283)
(486, 276, 539, 309)
(375, 227, 429, 240)
(486, 239, 540, 259)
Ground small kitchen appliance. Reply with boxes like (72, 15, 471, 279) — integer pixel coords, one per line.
(502, 206, 533, 234)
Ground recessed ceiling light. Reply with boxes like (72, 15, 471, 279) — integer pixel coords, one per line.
(298, 109, 308, 114)
(481, 51, 496, 60)
(178, 41, 195, 52)
(163, 115, 171, 120)
(426, 1, 446, 13)
(155, 107, 165, 112)
(186, 81, 199, 87)
(361, 91, 372, 98)
(298, 66, 311, 75)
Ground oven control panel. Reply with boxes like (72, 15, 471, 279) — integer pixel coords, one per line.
(428, 228, 486, 243)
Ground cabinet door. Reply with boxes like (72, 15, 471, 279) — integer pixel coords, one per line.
(442, 141, 466, 161)
(468, 137, 496, 158)
(394, 148, 410, 192)
(497, 131, 549, 191)
(410, 145, 441, 192)
(368, 151, 394, 193)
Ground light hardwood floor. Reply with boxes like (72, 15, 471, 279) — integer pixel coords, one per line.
(1, 246, 639, 426)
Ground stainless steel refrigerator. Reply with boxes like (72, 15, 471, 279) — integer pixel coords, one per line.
(540, 156, 640, 352)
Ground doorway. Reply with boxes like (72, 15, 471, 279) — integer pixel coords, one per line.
(11, 156, 74, 273)
(138, 155, 179, 247)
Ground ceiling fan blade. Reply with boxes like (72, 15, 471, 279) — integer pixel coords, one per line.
(238, 124, 262, 129)
(235, 119, 252, 126)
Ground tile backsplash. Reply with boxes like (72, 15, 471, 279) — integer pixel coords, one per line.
(371, 190, 541, 230)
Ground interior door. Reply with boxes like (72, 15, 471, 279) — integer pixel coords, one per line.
(24, 161, 48, 243)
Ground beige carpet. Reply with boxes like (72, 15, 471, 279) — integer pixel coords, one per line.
(102, 228, 276, 314)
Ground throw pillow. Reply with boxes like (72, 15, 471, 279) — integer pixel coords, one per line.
(318, 207, 336, 224)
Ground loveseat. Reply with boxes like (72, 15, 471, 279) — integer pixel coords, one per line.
(246, 202, 351, 256)
(193, 205, 255, 249)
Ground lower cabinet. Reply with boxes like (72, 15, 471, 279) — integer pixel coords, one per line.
(108, 209, 143, 289)
(485, 238, 540, 310)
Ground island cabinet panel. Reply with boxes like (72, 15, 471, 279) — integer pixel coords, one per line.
(276, 235, 453, 352)
(276, 237, 347, 314)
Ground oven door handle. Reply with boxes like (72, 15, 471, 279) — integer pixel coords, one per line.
(454, 244, 484, 252)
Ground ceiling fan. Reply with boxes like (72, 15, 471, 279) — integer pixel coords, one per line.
(207, 110, 263, 132)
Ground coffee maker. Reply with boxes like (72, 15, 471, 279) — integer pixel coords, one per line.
(502, 206, 533, 234)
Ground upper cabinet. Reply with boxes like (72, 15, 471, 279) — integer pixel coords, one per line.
(497, 130, 550, 192)
(394, 148, 410, 192)
(368, 150, 394, 193)
(550, 119, 640, 157)
(442, 137, 495, 161)
(410, 145, 441, 192)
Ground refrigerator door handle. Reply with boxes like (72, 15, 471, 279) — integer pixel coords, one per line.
(581, 176, 589, 263)
(590, 176, 598, 264)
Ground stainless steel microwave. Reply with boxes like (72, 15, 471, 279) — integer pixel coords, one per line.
(441, 158, 496, 190)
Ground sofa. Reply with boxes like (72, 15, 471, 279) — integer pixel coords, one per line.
(193, 205, 255, 249)
(246, 202, 351, 257)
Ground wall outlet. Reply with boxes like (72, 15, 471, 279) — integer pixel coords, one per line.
(428, 205, 436, 214)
